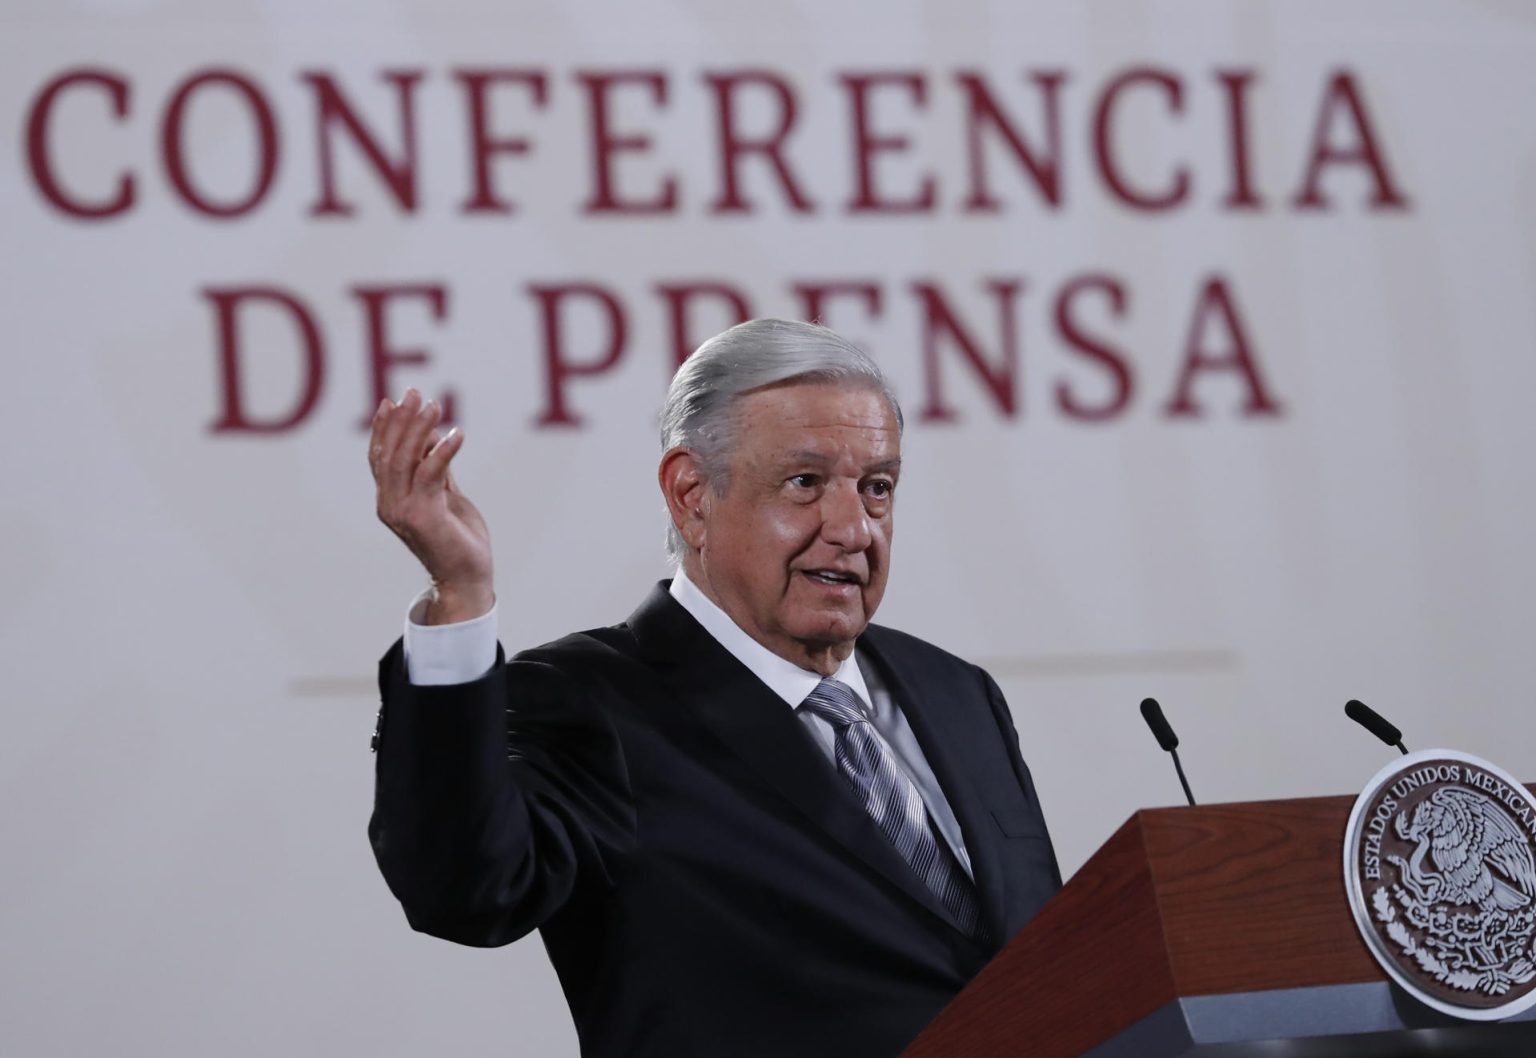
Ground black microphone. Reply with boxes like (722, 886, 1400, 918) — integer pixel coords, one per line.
(1140, 697, 1196, 806)
(1345, 699, 1408, 756)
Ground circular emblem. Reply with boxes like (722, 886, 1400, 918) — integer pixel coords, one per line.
(1344, 749, 1536, 1020)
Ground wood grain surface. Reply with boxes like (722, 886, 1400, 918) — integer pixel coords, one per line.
(902, 814, 1176, 1058)
(900, 789, 1520, 1057)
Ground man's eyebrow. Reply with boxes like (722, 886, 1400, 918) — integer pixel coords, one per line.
(774, 450, 902, 474)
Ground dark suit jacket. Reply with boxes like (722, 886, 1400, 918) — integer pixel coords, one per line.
(370, 583, 1060, 1058)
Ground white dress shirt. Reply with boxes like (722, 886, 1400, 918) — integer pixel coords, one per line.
(402, 573, 972, 874)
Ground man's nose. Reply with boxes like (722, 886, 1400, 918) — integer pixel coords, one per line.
(819, 482, 873, 551)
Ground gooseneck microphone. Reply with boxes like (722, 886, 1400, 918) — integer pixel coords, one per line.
(1345, 699, 1408, 756)
(1140, 697, 1197, 806)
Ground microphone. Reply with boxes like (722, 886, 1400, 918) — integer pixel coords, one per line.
(1140, 698, 1197, 806)
(1345, 699, 1408, 756)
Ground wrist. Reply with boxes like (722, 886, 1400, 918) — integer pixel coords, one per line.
(423, 580, 495, 625)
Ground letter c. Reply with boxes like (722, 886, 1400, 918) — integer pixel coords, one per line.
(26, 68, 135, 218)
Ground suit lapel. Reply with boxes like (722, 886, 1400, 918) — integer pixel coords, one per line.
(858, 627, 1009, 945)
(627, 585, 970, 935)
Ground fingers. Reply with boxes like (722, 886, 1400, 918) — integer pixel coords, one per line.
(381, 390, 441, 499)
(417, 424, 444, 464)
(400, 395, 442, 470)
(368, 397, 394, 478)
(416, 427, 464, 491)
(374, 388, 420, 494)
(370, 389, 461, 531)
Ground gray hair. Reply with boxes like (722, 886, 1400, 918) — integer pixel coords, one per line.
(660, 318, 903, 563)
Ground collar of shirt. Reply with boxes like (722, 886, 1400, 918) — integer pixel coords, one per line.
(668, 569, 876, 715)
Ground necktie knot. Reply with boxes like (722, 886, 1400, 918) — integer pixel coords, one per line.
(800, 678, 866, 729)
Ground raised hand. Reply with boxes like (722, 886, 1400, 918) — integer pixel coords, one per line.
(369, 389, 494, 625)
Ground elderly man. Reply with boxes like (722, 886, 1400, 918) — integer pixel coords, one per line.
(367, 319, 1060, 1058)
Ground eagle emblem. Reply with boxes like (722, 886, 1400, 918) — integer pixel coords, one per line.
(1345, 751, 1536, 1020)
(1390, 787, 1536, 914)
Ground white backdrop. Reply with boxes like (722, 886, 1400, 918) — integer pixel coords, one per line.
(5, 1, 1536, 1055)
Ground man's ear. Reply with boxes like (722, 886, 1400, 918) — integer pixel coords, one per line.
(658, 447, 711, 550)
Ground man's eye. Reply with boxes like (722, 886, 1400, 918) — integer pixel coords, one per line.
(864, 480, 894, 498)
(789, 474, 820, 489)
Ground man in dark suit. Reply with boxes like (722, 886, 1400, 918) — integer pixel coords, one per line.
(367, 319, 1061, 1057)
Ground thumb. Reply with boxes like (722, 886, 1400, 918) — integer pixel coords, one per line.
(415, 428, 462, 493)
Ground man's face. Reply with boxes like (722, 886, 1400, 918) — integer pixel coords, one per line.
(692, 381, 900, 674)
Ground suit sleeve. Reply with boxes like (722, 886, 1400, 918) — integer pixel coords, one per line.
(368, 638, 636, 947)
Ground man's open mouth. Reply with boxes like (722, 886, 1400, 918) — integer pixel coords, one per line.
(804, 570, 860, 586)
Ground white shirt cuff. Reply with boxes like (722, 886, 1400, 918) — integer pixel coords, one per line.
(402, 588, 499, 686)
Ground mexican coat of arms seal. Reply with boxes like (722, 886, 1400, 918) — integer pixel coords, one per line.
(1344, 749, 1536, 1020)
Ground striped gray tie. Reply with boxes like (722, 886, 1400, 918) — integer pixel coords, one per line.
(800, 677, 981, 937)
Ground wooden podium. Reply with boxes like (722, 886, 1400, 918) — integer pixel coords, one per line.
(900, 794, 1536, 1057)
